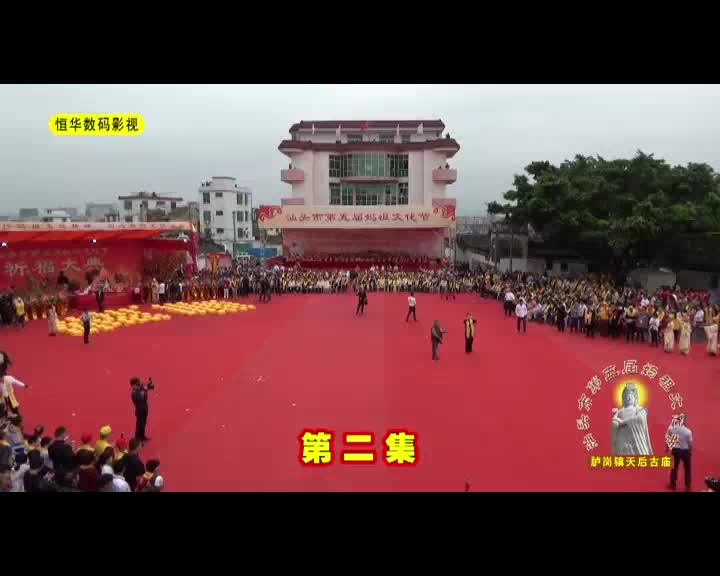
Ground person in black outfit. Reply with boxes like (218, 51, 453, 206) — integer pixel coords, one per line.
(131, 377, 154, 443)
(356, 287, 368, 316)
(81, 308, 91, 344)
(48, 426, 75, 473)
(96, 284, 106, 312)
(24, 450, 58, 492)
(556, 302, 567, 332)
(121, 437, 145, 491)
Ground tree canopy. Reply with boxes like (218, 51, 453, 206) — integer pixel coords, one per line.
(488, 151, 720, 271)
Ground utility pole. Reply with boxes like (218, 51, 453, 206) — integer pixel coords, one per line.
(509, 223, 514, 274)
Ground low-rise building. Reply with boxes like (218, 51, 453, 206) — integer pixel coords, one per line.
(119, 191, 185, 223)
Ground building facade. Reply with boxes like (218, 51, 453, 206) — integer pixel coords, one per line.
(118, 192, 184, 223)
(260, 120, 459, 257)
(86, 203, 120, 222)
(198, 177, 253, 252)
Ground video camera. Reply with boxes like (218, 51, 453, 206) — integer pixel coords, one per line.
(131, 377, 155, 391)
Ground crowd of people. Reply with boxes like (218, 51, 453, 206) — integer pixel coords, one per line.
(491, 272, 719, 356)
(0, 351, 164, 493)
(278, 254, 441, 271)
(136, 262, 719, 356)
(4, 254, 718, 493)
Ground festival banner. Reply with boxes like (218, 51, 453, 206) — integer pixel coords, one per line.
(0, 244, 145, 290)
(258, 204, 456, 230)
(0, 221, 194, 233)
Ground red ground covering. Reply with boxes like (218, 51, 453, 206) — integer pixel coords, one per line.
(3, 293, 719, 491)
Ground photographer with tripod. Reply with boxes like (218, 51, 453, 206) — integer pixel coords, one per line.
(130, 377, 154, 443)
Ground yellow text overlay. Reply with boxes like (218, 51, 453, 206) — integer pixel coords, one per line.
(589, 455, 672, 469)
(49, 114, 144, 136)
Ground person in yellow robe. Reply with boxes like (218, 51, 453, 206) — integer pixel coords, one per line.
(95, 425, 114, 457)
(663, 319, 675, 353)
(47, 304, 58, 336)
(671, 312, 682, 342)
(678, 313, 691, 355)
(464, 312, 476, 353)
(704, 305, 718, 356)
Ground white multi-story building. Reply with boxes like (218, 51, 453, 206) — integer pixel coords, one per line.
(118, 192, 184, 223)
(198, 177, 253, 252)
(41, 210, 71, 223)
(258, 120, 459, 258)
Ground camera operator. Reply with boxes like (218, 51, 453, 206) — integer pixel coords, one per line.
(130, 377, 154, 443)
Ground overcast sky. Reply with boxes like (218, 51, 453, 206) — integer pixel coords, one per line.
(1, 84, 719, 215)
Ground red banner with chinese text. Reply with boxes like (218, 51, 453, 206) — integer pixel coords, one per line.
(0, 243, 145, 291)
(258, 204, 456, 230)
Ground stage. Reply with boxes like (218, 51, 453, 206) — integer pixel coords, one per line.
(5, 293, 719, 491)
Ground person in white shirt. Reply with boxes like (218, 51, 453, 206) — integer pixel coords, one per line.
(693, 308, 704, 328)
(504, 291, 516, 317)
(111, 459, 131, 492)
(667, 414, 693, 492)
(649, 313, 660, 347)
(158, 281, 166, 304)
(11, 452, 30, 492)
(406, 292, 417, 322)
(1, 351, 28, 416)
(515, 298, 528, 334)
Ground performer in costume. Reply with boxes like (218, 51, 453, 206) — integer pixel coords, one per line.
(678, 313, 691, 356)
(47, 304, 58, 337)
(0, 351, 29, 416)
(463, 312, 476, 353)
(663, 318, 675, 352)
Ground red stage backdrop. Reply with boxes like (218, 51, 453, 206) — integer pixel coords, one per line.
(0, 242, 146, 291)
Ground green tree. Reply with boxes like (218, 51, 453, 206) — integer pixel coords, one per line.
(490, 151, 720, 272)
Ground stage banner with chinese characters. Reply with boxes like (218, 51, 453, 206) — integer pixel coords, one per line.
(0, 243, 146, 290)
(258, 204, 456, 229)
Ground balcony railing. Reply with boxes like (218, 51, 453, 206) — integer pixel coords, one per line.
(281, 169, 305, 183)
(432, 168, 457, 184)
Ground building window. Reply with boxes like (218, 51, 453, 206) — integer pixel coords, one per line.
(330, 183, 341, 205)
(203, 211, 211, 224)
(366, 186, 382, 205)
(356, 187, 368, 206)
(237, 193, 242, 205)
(238, 211, 244, 222)
(124, 216, 133, 223)
(156, 201, 166, 207)
(399, 183, 409, 205)
(401, 134, 411, 144)
(379, 133, 394, 143)
(203, 192, 210, 204)
(388, 154, 409, 178)
(329, 155, 341, 178)
(347, 134, 362, 143)
(215, 192, 223, 198)
(384, 184, 397, 205)
(141, 201, 148, 209)
(341, 183, 354, 206)
(216, 228, 224, 234)
(123, 200, 132, 210)
(245, 210, 249, 222)
(216, 210, 224, 217)
(171, 202, 177, 210)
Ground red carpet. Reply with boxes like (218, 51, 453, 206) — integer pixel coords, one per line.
(4, 293, 719, 491)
